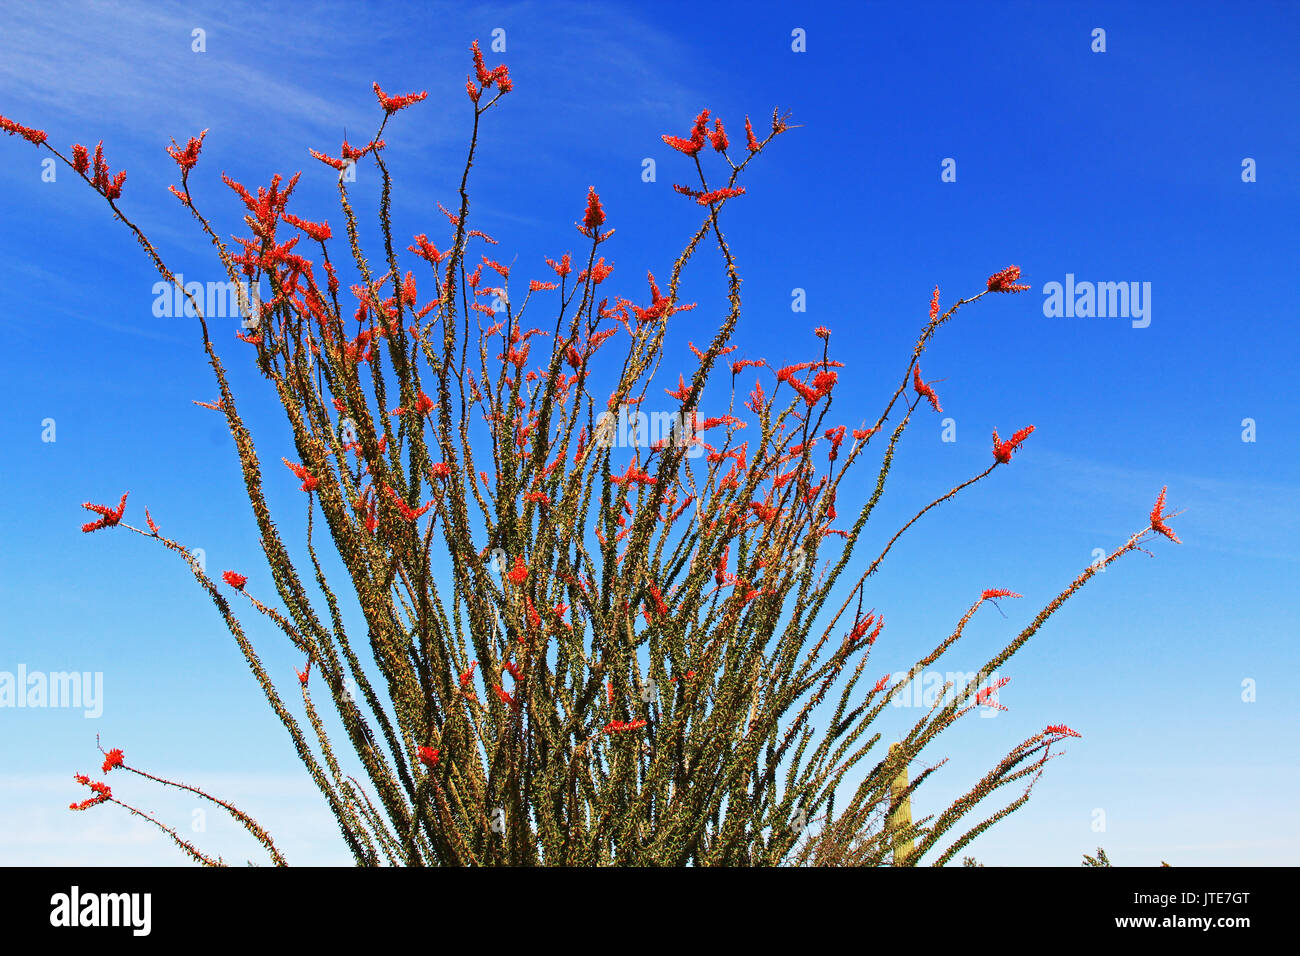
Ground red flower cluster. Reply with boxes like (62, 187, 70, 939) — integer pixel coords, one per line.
(974, 676, 1011, 711)
(373, 82, 428, 114)
(383, 485, 434, 522)
(101, 748, 124, 773)
(693, 186, 745, 206)
(69, 775, 112, 811)
(611, 462, 655, 486)
(493, 684, 519, 709)
(849, 611, 884, 645)
(1045, 724, 1082, 739)
(222, 570, 247, 589)
(987, 265, 1030, 293)
(1149, 486, 1182, 544)
(165, 130, 207, 172)
(309, 138, 383, 171)
(79, 142, 127, 199)
(576, 186, 611, 240)
(282, 457, 319, 492)
(991, 425, 1034, 463)
(507, 555, 528, 584)
(604, 719, 648, 734)
(662, 109, 713, 156)
(467, 39, 511, 102)
(81, 493, 128, 533)
(980, 588, 1022, 601)
(282, 211, 331, 242)
(912, 365, 942, 413)
(417, 745, 440, 768)
(0, 113, 46, 145)
(708, 118, 728, 151)
(777, 362, 841, 407)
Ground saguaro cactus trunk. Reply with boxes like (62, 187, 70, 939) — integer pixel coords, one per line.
(888, 743, 914, 865)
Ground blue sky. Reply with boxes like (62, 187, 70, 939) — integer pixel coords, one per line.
(1, 0, 1297, 865)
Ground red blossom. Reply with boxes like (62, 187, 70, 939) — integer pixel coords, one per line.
(373, 82, 429, 113)
(222, 570, 247, 589)
(695, 186, 745, 205)
(912, 365, 943, 413)
(71, 144, 89, 173)
(546, 253, 572, 279)
(80, 493, 128, 533)
(471, 40, 493, 86)
(662, 134, 703, 156)
(987, 265, 1030, 293)
(849, 611, 884, 645)
(662, 109, 710, 156)
(281, 211, 331, 242)
(610, 461, 656, 486)
(991, 425, 1034, 463)
(1045, 724, 1082, 739)
(493, 684, 519, 709)
(417, 745, 440, 768)
(101, 748, 124, 773)
(383, 485, 434, 522)
(929, 286, 940, 321)
(69, 776, 112, 811)
(468, 41, 511, 99)
(814, 326, 830, 340)
(973, 676, 1011, 712)
(85, 142, 126, 199)
(165, 130, 207, 172)
(282, 457, 319, 492)
(577, 186, 609, 239)
(981, 588, 1022, 601)
(743, 115, 761, 152)
(507, 555, 528, 585)
(577, 258, 613, 284)
(0, 113, 46, 145)
(604, 719, 648, 734)
(709, 118, 728, 151)
(1149, 486, 1182, 544)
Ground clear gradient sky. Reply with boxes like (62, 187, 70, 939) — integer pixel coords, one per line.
(1, 0, 1297, 866)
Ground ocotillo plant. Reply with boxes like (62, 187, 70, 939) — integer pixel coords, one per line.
(6, 39, 1181, 866)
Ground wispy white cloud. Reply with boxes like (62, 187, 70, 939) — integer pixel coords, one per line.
(1022, 449, 1300, 564)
